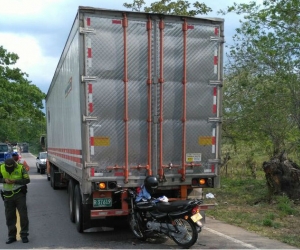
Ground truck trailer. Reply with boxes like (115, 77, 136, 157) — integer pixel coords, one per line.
(45, 6, 224, 232)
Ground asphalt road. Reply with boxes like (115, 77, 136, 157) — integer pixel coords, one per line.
(0, 153, 298, 249)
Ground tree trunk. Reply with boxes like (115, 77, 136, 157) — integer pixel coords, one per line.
(262, 151, 300, 200)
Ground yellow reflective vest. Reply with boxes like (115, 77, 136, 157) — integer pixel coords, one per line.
(0, 164, 27, 192)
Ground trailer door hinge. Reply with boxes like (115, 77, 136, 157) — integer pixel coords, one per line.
(209, 80, 223, 87)
(85, 162, 99, 168)
(208, 117, 222, 123)
(83, 115, 98, 122)
(81, 76, 97, 82)
(210, 36, 225, 43)
(80, 27, 96, 34)
(208, 159, 221, 164)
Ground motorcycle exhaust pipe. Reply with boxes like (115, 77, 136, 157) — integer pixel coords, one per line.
(196, 220, 202, 227)
(146, 221, 175, 233)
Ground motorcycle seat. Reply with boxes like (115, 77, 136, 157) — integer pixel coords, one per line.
(155, 200, 194, 213)
(136, 201, 155, 210)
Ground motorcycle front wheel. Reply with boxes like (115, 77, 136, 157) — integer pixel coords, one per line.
(171, 218, 198, 248)
(128, 212, 147, 241)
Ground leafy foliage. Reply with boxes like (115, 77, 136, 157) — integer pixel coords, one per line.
(0, 46, 46, 144)
(221, 0, 300, 156)
(123, 0, 212, 15)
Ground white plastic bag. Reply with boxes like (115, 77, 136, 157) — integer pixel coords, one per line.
(205, 193, 215, 199)
(158, 196, 169, 202)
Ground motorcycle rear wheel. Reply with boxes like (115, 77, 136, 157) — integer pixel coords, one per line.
(171, 218, 198, 248)
(128, 212, 147, 241)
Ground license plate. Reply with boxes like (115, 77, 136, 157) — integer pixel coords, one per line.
(93, 198, 112, 207)
(191, 213, 202, 222)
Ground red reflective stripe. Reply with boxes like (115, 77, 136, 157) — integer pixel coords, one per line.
(47, 148, 81, 155)
(47, 151, 81, 164)
(90, 168, 95, 177)
(88, 83, 92, 93)
(90, 210, 129, 217)
(87, 18, 91, 26)
(112, 20, 122, 24)
(214, 56, 218, 65)
(87, 48, 92, 58)
(214, 27, 219, 35)
(90, 137, 94, 146)
(89, 103, 93, 112)
(212, 137, 216, 145)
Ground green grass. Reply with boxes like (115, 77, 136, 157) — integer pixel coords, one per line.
(205, 175, 300, 248)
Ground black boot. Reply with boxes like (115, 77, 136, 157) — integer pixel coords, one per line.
(6, 238, 16, 244)
(22, 237, 29, 243)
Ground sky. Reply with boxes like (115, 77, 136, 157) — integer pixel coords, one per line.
(0, 0, 257, 95)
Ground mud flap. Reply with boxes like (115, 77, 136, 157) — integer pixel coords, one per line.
(82, 204, 92, 231)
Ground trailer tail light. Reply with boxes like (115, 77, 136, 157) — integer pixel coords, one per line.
(99, 182, 106, 189)
(191, 178, 214, 188)
(108, 181, 117, 189)
(95, 181, 118, 190)
(199, 179, 206, 185)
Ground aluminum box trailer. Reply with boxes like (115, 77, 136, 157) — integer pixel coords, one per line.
(45, 6, 224, 232)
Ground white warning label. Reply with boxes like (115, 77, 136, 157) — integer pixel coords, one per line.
(186, 153, 201, 162)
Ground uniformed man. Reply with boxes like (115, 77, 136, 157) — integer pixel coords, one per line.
(12, 152, 30, 172)
(0, 158, 30, 244)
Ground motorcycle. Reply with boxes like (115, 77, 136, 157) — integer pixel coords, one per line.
(120, 188, 203, 248)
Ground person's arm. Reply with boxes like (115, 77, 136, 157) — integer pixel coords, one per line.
(0, 170, 5, 184)
(23, 160, 30, 171)
(14, 168, 30, 185)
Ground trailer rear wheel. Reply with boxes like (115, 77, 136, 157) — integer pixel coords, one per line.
(50, 165, 58, 190)
(74, 184, 83, 233)
(68, 179, 76, 223)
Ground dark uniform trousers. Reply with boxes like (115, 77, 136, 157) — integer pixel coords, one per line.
(4, 191, 29, 239)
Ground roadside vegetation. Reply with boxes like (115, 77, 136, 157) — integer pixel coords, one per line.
(206, 147, 300, 248)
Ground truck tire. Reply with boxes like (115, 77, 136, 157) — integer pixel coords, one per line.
(68, 179, 76, 223)
(74, 184, 83, 233)
(50, 165, 58, 190)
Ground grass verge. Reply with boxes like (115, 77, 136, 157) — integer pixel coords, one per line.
(205, 176, 300, 248)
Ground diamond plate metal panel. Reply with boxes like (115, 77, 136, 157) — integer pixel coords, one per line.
(186, 24, 220, 82)
(155, 20, 221, 168)
(47, 32, 82, 151)
(86, 17, 124, 79)
(82, 13, 222, 177)
(86, 16, 149, 171)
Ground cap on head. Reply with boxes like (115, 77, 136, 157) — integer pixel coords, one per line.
(4, 158, 16, 168)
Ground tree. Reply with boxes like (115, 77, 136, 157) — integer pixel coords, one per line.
(223, 70, 298, 156)
(123, 0, 212, 16)
(221, 0, 300, 156)
(0, 46, 46, 143)
(123, 0, 146, 11)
